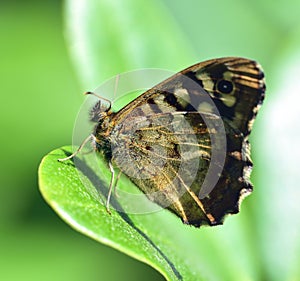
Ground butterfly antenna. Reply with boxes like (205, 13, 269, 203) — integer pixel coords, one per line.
(85, 91, 112, 111)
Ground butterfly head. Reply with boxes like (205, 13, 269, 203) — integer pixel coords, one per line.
(86, 91, 112, 122)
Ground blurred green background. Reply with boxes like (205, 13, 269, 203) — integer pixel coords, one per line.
(1, 0, 300, 280)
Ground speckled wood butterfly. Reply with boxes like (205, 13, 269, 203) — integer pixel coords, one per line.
(60, 57, 265, 227)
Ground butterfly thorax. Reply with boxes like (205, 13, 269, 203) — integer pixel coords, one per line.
(92, 111, 116, 161)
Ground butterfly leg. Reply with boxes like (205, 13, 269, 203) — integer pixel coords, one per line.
(106, 161, 116, 214)
(113, 170, 122, 198)
(58, 134, 94, 162)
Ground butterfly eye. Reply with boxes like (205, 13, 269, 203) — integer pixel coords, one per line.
(216, 79, 234, 94)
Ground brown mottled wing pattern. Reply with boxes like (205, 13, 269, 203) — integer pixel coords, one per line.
(185, 57, 265, 136)
(96, 57, 265, 227)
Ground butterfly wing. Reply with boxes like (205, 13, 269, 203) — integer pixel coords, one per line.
(183, 57, 265, 136)
(97, 57, 265, 227)
(115, 57, 265, 137)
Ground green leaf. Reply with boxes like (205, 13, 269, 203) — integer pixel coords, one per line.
(39, 146, 260, 281)
(39, 147, 199, 280)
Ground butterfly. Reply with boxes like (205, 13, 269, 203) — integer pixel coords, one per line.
(60, 57, 265, 227)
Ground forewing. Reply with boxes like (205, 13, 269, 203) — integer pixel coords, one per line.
(113, 57, 265, 137)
